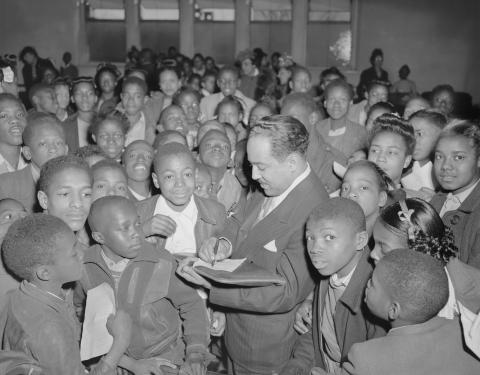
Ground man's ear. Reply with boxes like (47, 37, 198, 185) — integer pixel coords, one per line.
(152, 172, 160, 189)
(355, 230, 369, 250)
(22, 145, 32, 161)
(35, 264, 51, 282)
(378, 190, 388, 208)
(37, 190, 48, 211)
(388, 301, 401, 321)
(91, 231, 105, 245)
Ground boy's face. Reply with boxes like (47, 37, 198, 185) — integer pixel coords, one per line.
(39, 167, 92, 232)
(187, 77, 201, 92)
(54, 85, 70, 110)
(217, 71, 239, 96)
(364, 267, 392, 322)
(202, 76, 216, 94)
(178, 93, 200, 123)
(404, 98, 429, 120)
(159, 70, 181, 98)
(153, 153, 195, 212)
(434, 136, 480, 194)
(249, 105, 272, 127)
(95, 120, 125, 160)
(98, 204, 143, 260)
(241, 59, 255, 76)
(0, 200, 27, 240)
(121, 83, 146, 116)
(36, 89, 58, 114)
(194, 168, 213, 199)
(0, 99, 26, 146)
(218, 103, 242, 127)
(325, 86, 351, 120)
(199, 133, 231, 169)
(92, 167, 129, 202)
(370, 220, 406, 264)
(306, 218, 362, 277)
(290, 71, 311, 93)
(49, 230, 83, 284)
(368, 131, 411, 184)
(411, 118, 441, 162)
(72, 82, 97, 112)
(432, 90, 454, 116)
(162, 106, 188, 135)
(124, 142, 154, 182)
(24, 125, 68, 168)
(367, 85, 388, 107)
(99, 71, 116, 94)
(341, 165, 386, 218)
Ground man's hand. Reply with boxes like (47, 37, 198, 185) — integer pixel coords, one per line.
(142, 214, 176, 237)
(176, 257, 212, 289)
(132, 358, 177, 375)
(210, 310, 226, 337)
(198, 237, 231, 263)
(294, 299, 313, 334)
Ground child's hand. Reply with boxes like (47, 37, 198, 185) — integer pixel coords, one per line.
(106, 310, 132, 348)
(210, 311, 226, 336)
(133, 358, 177, 375)
(198, 237, 231, 264)
(179, 353, 206, 375)
(143, 214, 177, 237)
(294, 299, 313, 334)
(176, 257, 212, 289)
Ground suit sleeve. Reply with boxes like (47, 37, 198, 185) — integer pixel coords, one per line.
(340, 343, 371, 375)
(209, 226, 316, 314)
(280, 327, 315, 375)
(467, 230, 480, 269)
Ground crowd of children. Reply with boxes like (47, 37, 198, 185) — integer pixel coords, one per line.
(0, 44, 479, 375)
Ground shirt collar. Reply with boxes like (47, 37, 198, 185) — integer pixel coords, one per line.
(157, 194, 196, 221)
(100, 250, 130, 272)
(330, 264, 356, 289)
(454, 178, 480, 204)
(269, 163, 311, 206)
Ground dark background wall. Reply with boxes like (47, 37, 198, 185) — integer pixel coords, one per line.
(0, 0, 479, 102)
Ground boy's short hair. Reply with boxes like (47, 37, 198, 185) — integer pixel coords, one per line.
(409, 109, 447, 130)
(122, 76, 147, 95)
(153, 130, 187, 150)
(38, 155, 92, 193)
(377, 249, 449, 324)
(217, 65, 239, 80)
(52, 77, 70, 90)
(71, 76, 96, 95)
(28, 83, 53, 105)
(172, 87, 202, 106)
(74, 145, 107, 160)
(367, 80, 389, 93)
(91, 158, 127, 179)
(437, 120, 480, 157)
(89, 112, 130, 136)
(282, 92, 319, 116)
(370, 114, 416, 155)
(320, 66, 345, 81)
(324, 78, 354, 100)
(431, 84, 455, 99)
(215, 95, 244, 117)
(0, 92, 24, 108)
(158, 66, 181, 80)
(308, 197, 366, 233)
(88, 196, 135, 233)
(23, 113, 65, 147)
(2, 213, 72, 281)
(154, 142, 194, 171)
(291, 66, 312, 80)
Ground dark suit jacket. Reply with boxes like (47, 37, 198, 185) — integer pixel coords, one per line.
(0, 167, 37, 212)
(62, 114, 80, 154)
(430, 183, 480, 268)
(311, 249, 386, 369)
(341, 317, 480, 375)
(209, 171, 328, 374)
(135, 194, 227, 253)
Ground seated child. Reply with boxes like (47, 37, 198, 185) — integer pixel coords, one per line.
(248, 102, 275, 128)
(75, 144, 107, 167)
(0, 113, 68, 212)
(63, 77, 97, 153)
(403, 95, 430, 119)
(53, 78, 71, 122)
(159, 66, 182, 109)
(0, 93, 28, 175)
(120, 77, 155, 146)
(401, 109, 447, 196)
(367, 113, 414, 196)
(123, 140, 154, 201)
(137, 142, 228, 256)
(194, 162, 214, 200)
(90, 113, 129, 163)
(349, 81, 389, 126)
(37, 155, 92, 247)
(299, 198, 386, 373)
(0, 198, 27, 311)
(198, 130, 242, 212)
(158, 104, 194, 148)
(365, 101, 394, 133)
(390, 64, 417, 107)
(29, 83, 58, 115)
(0, 213, 131, 375)
(322, 249, 480, 375)
(317, 79, 368, 159)
(430, 121, 480, 268)
(79, 196, 210, 373)
(91, 159, 130, 201)
(215, 95, 247, 141)
(94, 63, 120, 116)
(154, 130, 188, 151)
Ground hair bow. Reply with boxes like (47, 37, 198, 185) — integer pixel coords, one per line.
(398, 200, 416, 240)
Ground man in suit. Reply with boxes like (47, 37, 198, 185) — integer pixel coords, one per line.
(178, 114, 328, 375)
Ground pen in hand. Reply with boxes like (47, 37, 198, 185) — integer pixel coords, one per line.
(211, 238, 220, 267)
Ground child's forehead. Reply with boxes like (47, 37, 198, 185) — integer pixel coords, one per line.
(345, 164, 376, 180)
(99, 118, 123, 130)
(436, 134, 476, 151)
(369, 84, 388, 94)
(32, 123, 63, 138)
(73, 81, 95, 92)
(179, 92, 198, 102)
(293, 70, 310, 80)
(0, 199, 25, 213)
(160, 70, 179, 80)
(410, 117, 439, 130)
(54, 84, 69, 93)
(326, 85, 350, 98)
(219, 70, 238, 80)
(219, 102, 238, 112)
(157, 152, 194, 169)
(307, 216, 353, 232)
(126, 142, 153, 155)
(94, 165, 126, 179)
(49, 167, 91, 189)
(165, 106, 184, 116)
(123, 82, 145, 94)
(371, 131, 407, 148)
(0, 99, 23, 111)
